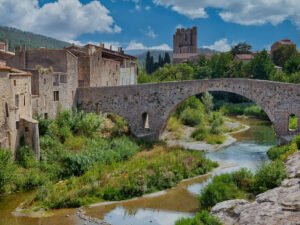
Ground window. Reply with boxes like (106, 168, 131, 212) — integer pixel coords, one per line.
(16, 121, 19, 130)
(25, 127, 29, 132)
(142, 112, 150, 129)
(13, 80, 16, 86)
(289, 114, 298, 131)
(24, 96, 26, 106)
(5, 103, 9, 117)
(15, 95, 19, 108)
(60, 74, 67, 83)
(44, 113, 48, 119)
(53, 91, 59, 101)
(44, 78, 46, 84)
(53, 74, 59, 86)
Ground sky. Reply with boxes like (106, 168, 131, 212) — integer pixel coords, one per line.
(0, 0, 300, 52)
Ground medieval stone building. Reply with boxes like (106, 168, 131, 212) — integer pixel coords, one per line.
(7, 47, 78, 119)
(173, 27, 199, 64)
(0, 40, 15, 65)
(0, 65, 40, 158)
(66, 44, 137, 87)
(271, 39, 296, 55)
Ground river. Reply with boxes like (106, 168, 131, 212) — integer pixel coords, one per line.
(0, 117, 276, 225)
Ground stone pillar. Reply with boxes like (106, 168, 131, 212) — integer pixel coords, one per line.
(32, 121, 40, 160)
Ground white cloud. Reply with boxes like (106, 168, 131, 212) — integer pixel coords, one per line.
(202, 38, 232, 52)
(0, 0, 121, 40)
(126, 41, 172, 51)
(142, 26, 157, 39)
(153, 0, 300, 28)
(145, 6, 151, 11)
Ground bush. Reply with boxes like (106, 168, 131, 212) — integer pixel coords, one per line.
(64, 136, 86, 151)
(176, 211, 221, 225)
(176, 96, 204, 116)
(253, 160, 287, 194)
(16, 145, 37, 168)
(0, 149, 15, 194)
(167, 117, 183, 138)
(180, 108, 204, 126)
(192, 126, 208, 141)
(199, 174, 245, 209)
(205, 135, 226, 145)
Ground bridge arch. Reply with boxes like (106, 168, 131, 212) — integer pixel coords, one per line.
(77, 78, 300, 145)
(159, 90, 275, 138)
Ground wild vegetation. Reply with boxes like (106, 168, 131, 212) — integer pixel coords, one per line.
(166, 94, 227, 144)
(0, 110, 218, 212)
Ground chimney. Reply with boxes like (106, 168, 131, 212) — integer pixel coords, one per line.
(99, 43, 104, 48)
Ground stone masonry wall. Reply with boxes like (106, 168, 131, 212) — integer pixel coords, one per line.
(77, 79, 300, 144)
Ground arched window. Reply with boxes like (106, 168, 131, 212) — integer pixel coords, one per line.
(142, 112, 150, 129)
(289, 114, 298, 131)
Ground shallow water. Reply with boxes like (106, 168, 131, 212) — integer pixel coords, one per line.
(0, 117, 276, 225)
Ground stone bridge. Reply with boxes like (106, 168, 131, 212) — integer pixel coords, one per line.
(77, 79, 300, 145)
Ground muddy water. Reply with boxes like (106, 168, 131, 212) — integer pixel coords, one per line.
(0, 117, 276, 225)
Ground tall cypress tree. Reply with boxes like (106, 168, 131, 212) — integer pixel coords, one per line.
(158, 54, 164, 67)
(145, 51, 151, 74)
(164, 52, 171, 64)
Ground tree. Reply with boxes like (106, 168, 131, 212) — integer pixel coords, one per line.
(164, 52, 171, 64)
(272, 45, 297, 67)
(158, 54, 164, 67)
(145, 51, 152, 74)
(201, 92, 214, 113)
(247, 50, 275, 80)
(284, 53, 300, 74)
(231, 42, 252, 56)
(209, 53, 233, 78)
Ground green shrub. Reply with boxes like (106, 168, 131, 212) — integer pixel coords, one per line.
(167, 117, 183, 138)
(200, 175, 245, 209)
(267, 145, 289, 160)
(176, 96, 205, 116)
(192, 126, 208, 141)
(253, 160, 287, 194)
(64, 136, 86, 151)
(180, 108, 204, 126)
(205, 135, 226, 145)
(0, 149, 15, 194)
(108, 114, 129, 137)
(293, 135, 300, 149)
(176, 211, 221, 225)
(16, 145, 37, 168)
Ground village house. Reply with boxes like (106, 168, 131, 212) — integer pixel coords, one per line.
(0, 65, 40, 158)
(66, 43, 138, 87)
(0, 40, 15, 65)
(234, 54, 254, 63)
(271, 39, 296, 55)
(7, 47, 78, 119)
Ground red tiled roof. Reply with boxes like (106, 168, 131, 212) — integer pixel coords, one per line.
(0, 65, 31, 75)
(235, 54, 254, 60)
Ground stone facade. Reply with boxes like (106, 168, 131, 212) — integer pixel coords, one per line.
(0, 40, 15, 63)
(173, 27, 199, 64)
(66, 44, 137, 87)
(7, 48, 78, 119)
(77, 79, 300, 145)
(0, 65, 40, 158)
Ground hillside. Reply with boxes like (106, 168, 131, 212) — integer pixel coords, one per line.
(0, 26, 70, 51)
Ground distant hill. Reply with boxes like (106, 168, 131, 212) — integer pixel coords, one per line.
(0, 26, 70, 51)
(128, 48, 219, 66)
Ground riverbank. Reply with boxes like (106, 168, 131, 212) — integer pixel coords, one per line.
(162, 118, 249, 152)
(211, 151, 300, 225)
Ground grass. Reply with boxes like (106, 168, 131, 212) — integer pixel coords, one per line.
(267, 135, 300, 161)
(199, 161, 287, 209)
(27, 145, 218, 209)
(167, 116, 183, 139)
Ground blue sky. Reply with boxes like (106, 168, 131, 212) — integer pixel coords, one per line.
(1, 0, 300, 52)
